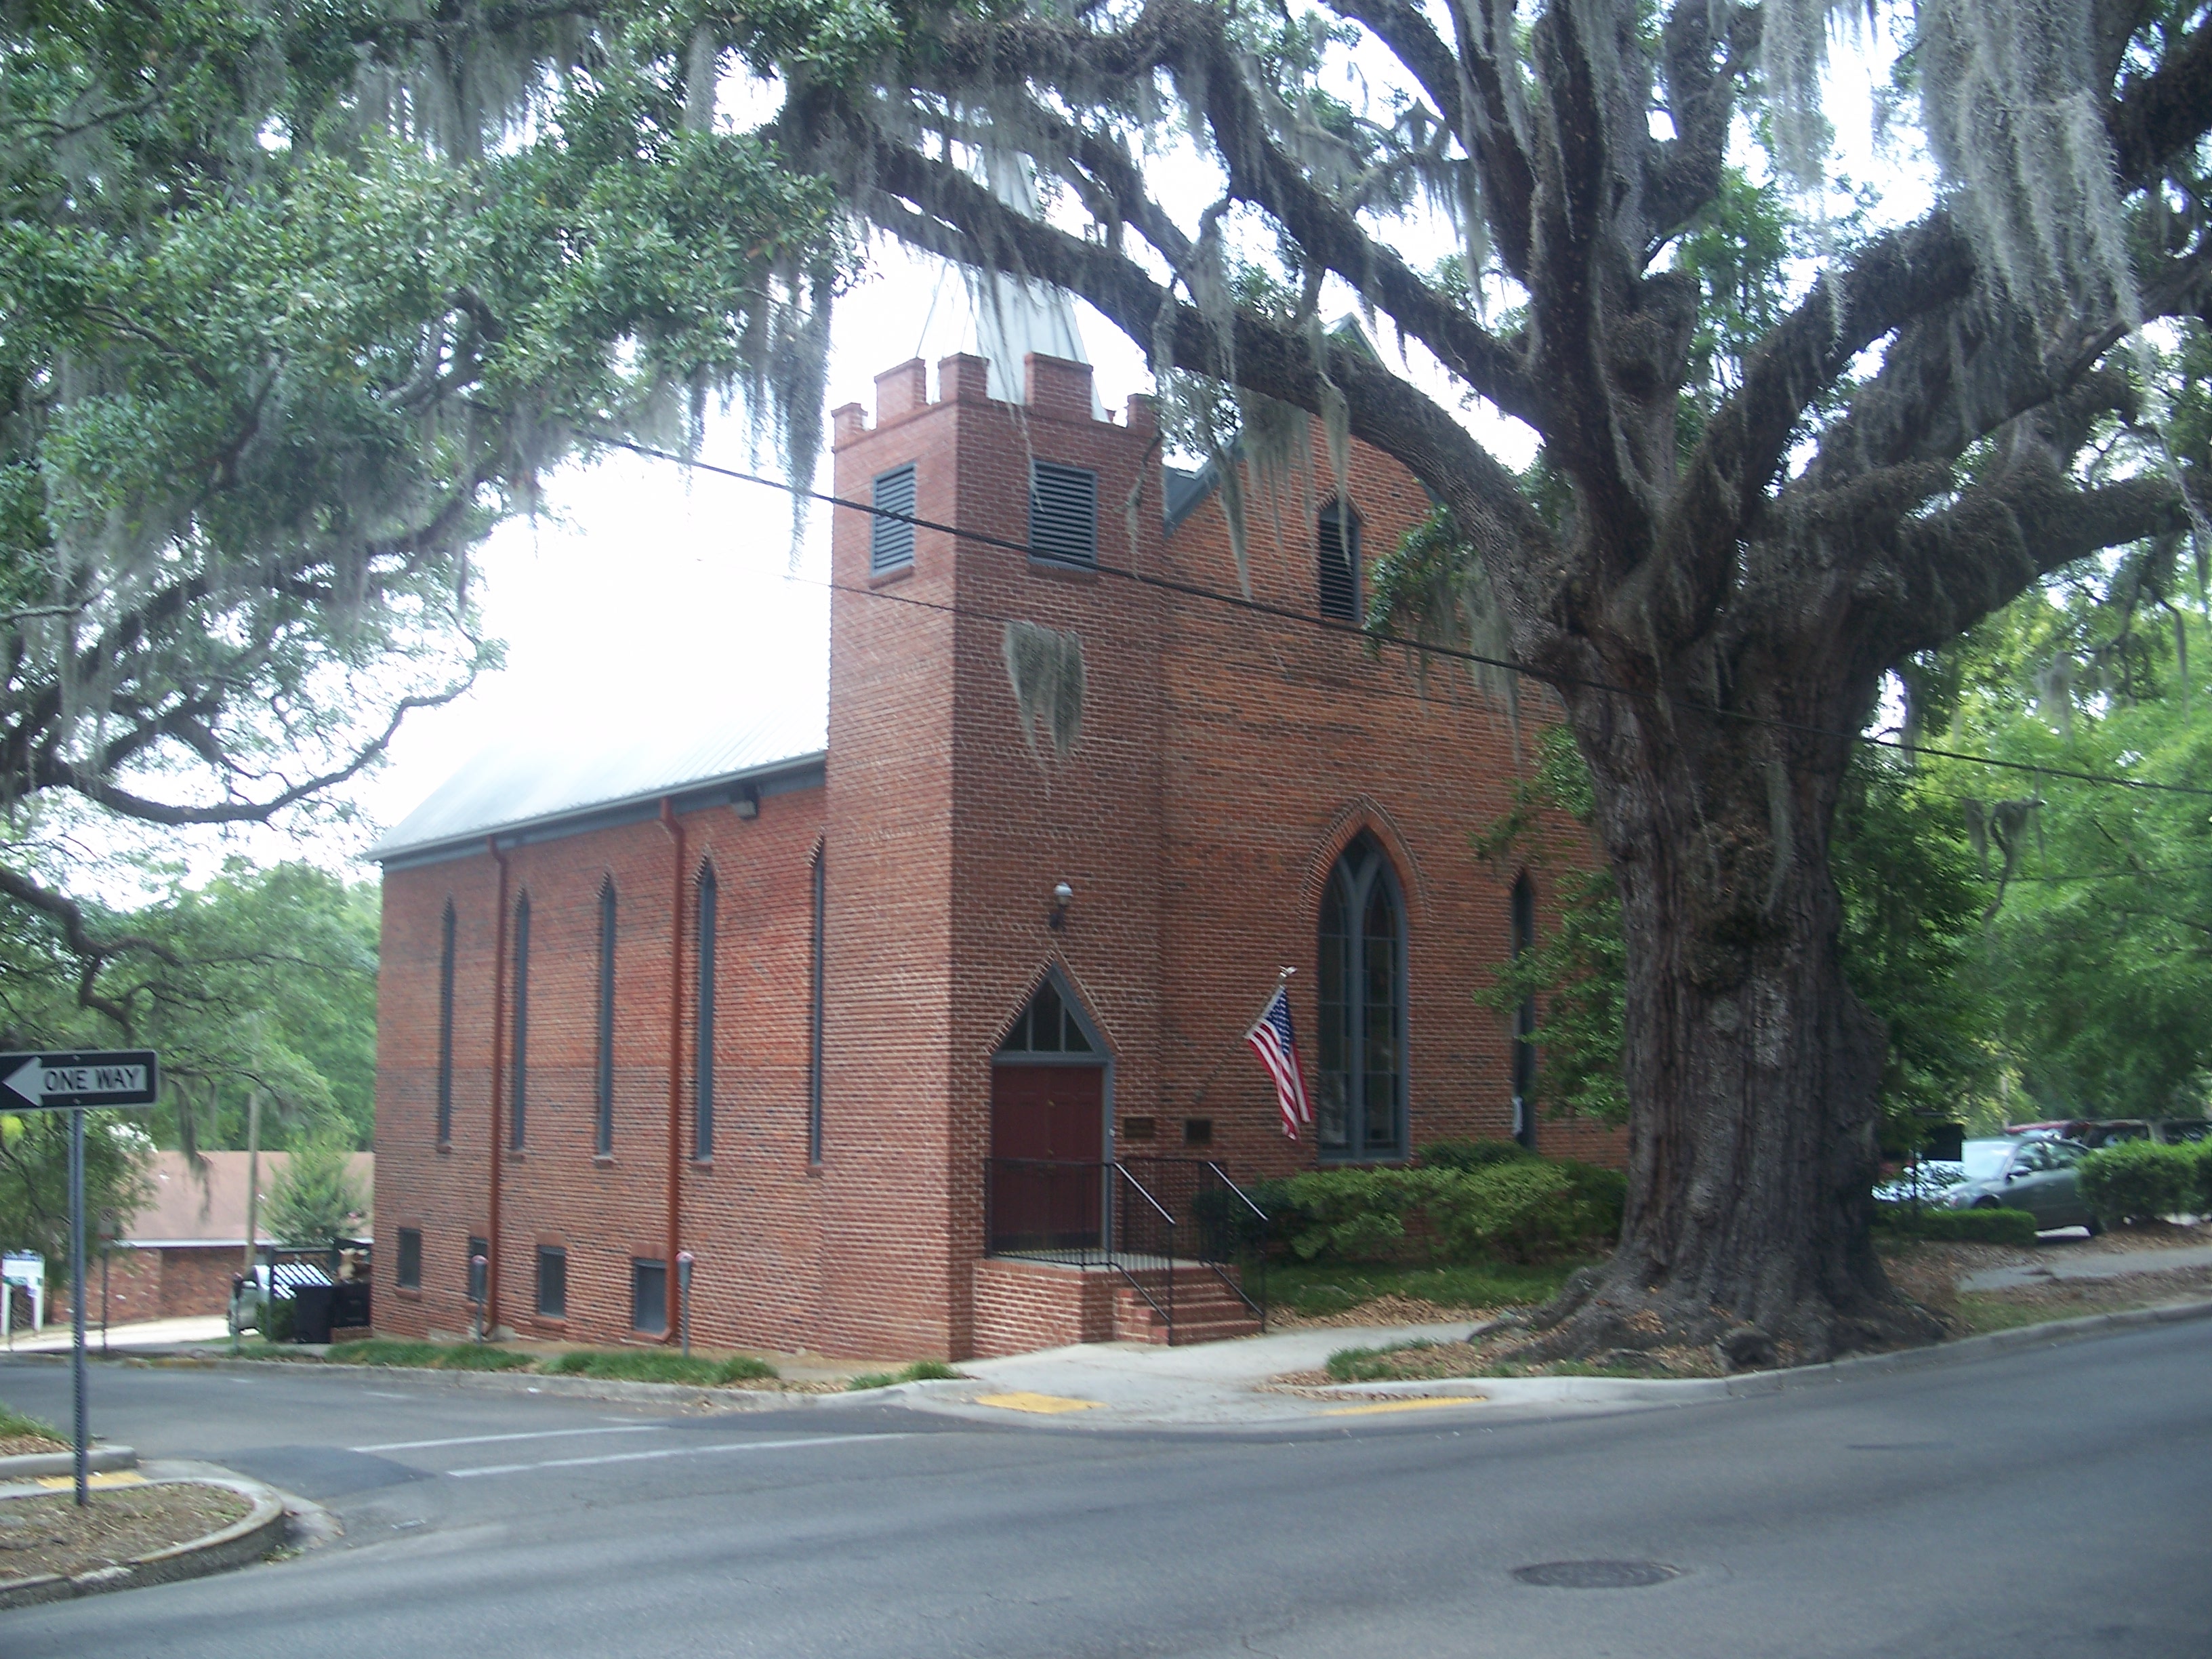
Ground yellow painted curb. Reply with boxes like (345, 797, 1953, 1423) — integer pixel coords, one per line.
(974, 1391, 1104, 1415)
(30, 1470, 146, 1492)
(1319, 1396, 1486, 1416)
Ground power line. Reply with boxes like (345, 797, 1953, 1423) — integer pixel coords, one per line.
(590, 431, 2212, 802)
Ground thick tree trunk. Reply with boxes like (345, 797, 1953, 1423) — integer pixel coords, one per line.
(1525, 653, 1944, 1368)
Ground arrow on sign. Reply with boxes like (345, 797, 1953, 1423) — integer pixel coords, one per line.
(0, 1050, 160, 1111)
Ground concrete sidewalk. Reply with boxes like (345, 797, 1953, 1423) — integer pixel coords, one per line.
(1959, 1240, 2212, 1292)
(4, 1316, 228, 1354)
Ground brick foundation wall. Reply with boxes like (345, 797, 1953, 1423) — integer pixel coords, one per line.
(970, 1258, 1116, 1356)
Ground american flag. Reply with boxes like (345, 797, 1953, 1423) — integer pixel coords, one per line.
(1246, 985, 1313, 1140)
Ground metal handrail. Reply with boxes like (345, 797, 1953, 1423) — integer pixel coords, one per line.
(984, 1155, 1265, 1342)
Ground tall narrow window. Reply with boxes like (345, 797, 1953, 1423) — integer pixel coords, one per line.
(510, 895, 531, 1149)
(1511, 874, 1538, 1150)
(807, 846, 825, 1163)
(871, 464, 916, 573)
(1317, 501, 1361, 621)
(695, 866, 717, 1160)
(1029, 460, 1098, 566)
(1315, 834, 1407, 1159)
(596, 880, 617, 1156)
(435, 902, 457, 1144)
(395, 1227, 422, 1289)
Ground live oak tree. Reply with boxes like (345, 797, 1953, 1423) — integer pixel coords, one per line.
(724, 0, 2212, 1359)
(11, 1, 2211, 1361)
(1, 1, 844, 1029)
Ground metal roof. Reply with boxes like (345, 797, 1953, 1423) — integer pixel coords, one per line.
(367, 699, 827, 864)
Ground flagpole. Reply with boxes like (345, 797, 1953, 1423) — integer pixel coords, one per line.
(1190, 966, 1296, 1108)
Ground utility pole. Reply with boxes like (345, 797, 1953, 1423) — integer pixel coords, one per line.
(242, 1090, 263, 1276)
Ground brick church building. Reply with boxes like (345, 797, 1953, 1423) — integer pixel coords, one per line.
(369, 348, 1616, 1361)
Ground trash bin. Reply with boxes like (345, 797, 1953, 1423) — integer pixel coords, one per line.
(331, 1282, 370, 1332)
(289, 1283, 335, 1345)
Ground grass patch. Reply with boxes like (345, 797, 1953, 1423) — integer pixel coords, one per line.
(845, 1360, 962, 1392)
(1267, 1258, 1586, 1319)
(0, 1401, 62, 1442)
(543, 1349, 778, 1386)
(334, 1338, 537, 1371)
(1325, 1340, 1440, 1382)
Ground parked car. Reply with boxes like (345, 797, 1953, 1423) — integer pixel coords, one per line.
(1943, 1137, 2101, 1233)
(2006, 1118, 2212, 1147)
(1873, 1162, 1965, 1204)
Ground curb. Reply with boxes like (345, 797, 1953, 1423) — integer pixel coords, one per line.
(140, 1355, 857, 1412)
(1318, 1294, 2212, 1405)
(0, 1475, 287, 1611)
(0, 1446, 137, 1480)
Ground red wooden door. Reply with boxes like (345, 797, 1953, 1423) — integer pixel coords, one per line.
(989, 1065, 1105, 1250)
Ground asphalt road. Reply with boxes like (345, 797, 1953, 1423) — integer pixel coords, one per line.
(2, 1322, 2208, 1658)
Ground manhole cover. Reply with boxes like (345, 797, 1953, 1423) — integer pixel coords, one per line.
(1512, 1559, 1681, 1589)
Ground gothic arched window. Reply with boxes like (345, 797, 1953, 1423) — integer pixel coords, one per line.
(1317, 834, 1407, 1158)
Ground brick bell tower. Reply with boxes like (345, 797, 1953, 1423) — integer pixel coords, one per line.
(820, 352, 1170, 1359)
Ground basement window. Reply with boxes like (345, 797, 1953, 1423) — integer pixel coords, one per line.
(632, 1258, 668, 1334)
(536, 1246, 567, 1319)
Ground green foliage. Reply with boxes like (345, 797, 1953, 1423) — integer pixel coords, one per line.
(1870, 1205, 2040, 1246)
(1252, 1158, 1621, 1266)
(845, 1359, 960, 1391)
(2, 1, 848, 1023)
(1325, 1340, 1440, 1382)
(0, 1111, 154, 1265)
(0, 859, 383, 1153)
(544, 1348, 779, 1385)
(2077, 1141, 2200, 1225)
(264, 1132, 367, 1246)
(1418, 1139, 1537, 1172)
(1467, 724, 1629, 1127)
(1459, 721, 1996, 1141)
(1920, 586, 2212, 1122)
(0, 1401, 62, 1443)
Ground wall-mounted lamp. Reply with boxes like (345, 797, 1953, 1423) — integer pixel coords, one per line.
(1049, 881, 1074, 930)
(733, 785, 760, 821)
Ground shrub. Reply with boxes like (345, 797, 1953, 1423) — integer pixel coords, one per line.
(1250, 1158, 1622, 1266)
(1872, 1204, 2039, 1246)
(1411, 1162, 1570, 1260)
(2078, 1141, 2198, 1225)
(1418, 1140, 1536, 1172)
(2198, 1142, 2212, 1215)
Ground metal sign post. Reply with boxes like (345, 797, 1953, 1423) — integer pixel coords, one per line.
(1, 1050, 159, 1507)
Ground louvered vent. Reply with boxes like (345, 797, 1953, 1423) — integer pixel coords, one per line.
(1318, 503, 1360, 621)
(1029, 461, 1098, 567)
(871, 464, 916, 573)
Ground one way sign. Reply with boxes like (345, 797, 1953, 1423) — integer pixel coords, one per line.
(1, 1050, 160, 1111)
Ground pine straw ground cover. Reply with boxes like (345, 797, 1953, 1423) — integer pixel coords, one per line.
(0, 1483, 248, 1584)
(1275, 1225, 2212, 1385)
(1259, 1260, 1592, 1330)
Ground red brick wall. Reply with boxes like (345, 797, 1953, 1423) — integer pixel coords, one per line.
(970, 1258, 1115, 1355)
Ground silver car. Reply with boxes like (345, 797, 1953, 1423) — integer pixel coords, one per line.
(1942, 1137, 2102, 1233)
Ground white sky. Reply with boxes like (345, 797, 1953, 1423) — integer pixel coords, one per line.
(186, 19, 1924, 890)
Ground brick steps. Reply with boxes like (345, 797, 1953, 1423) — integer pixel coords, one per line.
(1112, 1267, 1261, 1345)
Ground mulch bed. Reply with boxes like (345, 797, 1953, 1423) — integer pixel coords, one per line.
(0, 1484, 248, 1584)
(0, 1435, 68, 1459)
(1263, 1293, 1496, 1331)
